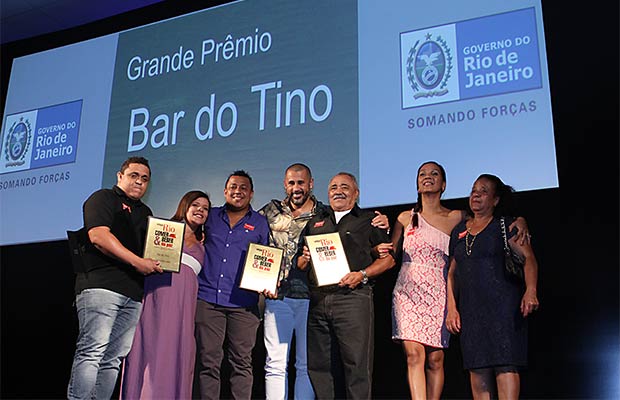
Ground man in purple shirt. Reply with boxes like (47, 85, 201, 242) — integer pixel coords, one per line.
(195, 170, 269, 400)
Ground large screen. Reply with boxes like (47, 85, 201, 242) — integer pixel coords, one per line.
(0, 0, 558, 245)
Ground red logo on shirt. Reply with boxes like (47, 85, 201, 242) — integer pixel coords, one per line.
(122, 203, 131, 213)
(244, 223, 255, 231)
(314, 220, 325, 228)
(458, 230, 467, 239)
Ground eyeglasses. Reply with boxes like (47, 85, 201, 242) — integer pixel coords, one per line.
(124, 172, 150, 183)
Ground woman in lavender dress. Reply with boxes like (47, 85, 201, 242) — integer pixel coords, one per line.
(121, 191, 210, 399)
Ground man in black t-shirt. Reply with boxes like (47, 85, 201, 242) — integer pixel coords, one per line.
(67, 156, 162, 400)
(297, 172, 395, 399)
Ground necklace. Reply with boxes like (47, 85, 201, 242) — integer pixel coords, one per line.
(465, 216, 493, 256)
(465, 231, 476, 256)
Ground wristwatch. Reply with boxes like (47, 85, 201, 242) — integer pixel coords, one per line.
(360, 269, 369, 285)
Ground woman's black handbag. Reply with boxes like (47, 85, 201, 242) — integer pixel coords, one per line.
(500, 217, 525, 281)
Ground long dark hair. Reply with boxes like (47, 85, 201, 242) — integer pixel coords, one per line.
(412, 161, 447, 227)
(467, 174, 516, 217)
(171, 190, 210, 241)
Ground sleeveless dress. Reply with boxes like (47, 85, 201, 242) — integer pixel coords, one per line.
(121, 243, 205, 399)
(392, 212, 450, 348)
(449, 218, 527, 369)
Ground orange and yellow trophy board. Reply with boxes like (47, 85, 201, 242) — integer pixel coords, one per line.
(305, 232, 350, 286)
(239, 243, 284, 294)
(143, 216, 185, 272)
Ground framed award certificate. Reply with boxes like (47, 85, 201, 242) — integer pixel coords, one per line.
(239, 243, 284, 294)
(305, 232, 350, 286)
(143, 216, 186, 272)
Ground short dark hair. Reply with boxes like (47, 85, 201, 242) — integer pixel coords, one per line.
(120, 156, 151, 175)
(285, 163, 312, 178)
(225, 170, 254, 191)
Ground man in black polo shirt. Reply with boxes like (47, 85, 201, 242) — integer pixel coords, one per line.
(297, 172, 395, 399)
(67, 156, 162, 400)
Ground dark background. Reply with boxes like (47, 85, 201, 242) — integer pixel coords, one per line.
(1, 1, 618, 398)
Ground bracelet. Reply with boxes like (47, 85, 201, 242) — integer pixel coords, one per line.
(360, 269, 369, 284)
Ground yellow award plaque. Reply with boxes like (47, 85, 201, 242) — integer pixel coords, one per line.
(143, 216, 186, 272)
(239, 243, 284, 294)
(305, 232, 350, 286)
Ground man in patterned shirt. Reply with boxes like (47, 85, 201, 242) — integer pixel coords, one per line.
(259, 163, 320, 400)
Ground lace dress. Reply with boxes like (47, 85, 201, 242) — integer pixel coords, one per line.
(392, 213, 450, 348)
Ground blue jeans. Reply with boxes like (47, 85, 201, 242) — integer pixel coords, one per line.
(264, 297, 314, 400)
(67, 288, 142, 400)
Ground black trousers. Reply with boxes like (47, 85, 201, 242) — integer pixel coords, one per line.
(195, 300, 260, 400)
(307, 286, 374, 400)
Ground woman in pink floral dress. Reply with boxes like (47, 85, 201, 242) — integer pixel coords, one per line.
(390, 162, 463, 400)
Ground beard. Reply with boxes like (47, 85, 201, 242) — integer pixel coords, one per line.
(287, 189, 310, 208)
